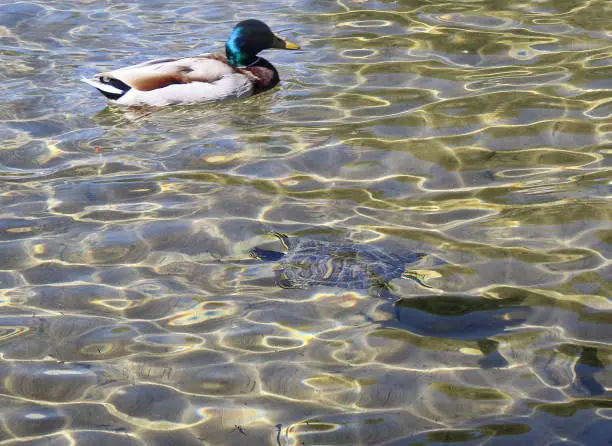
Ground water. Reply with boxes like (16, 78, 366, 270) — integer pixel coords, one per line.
(0, 0, 610, 444)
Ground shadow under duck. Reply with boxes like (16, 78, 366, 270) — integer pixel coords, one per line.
(82, 19, 299, 106)
(250, 233, 441, 300)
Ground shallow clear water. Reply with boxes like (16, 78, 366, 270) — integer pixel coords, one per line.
(0, 0, 611, 444)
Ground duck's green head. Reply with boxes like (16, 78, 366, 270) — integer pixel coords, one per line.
(225, 19, 299, 67)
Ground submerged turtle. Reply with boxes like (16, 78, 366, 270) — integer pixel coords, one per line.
(249, 233, 439, 300)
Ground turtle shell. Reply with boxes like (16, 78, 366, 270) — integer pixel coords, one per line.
(273, 239, 425, 290)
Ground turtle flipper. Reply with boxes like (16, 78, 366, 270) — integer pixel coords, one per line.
(402, 269, 442, 289)
(249, 247, 285, 262)
(249, 232, 291, 261)
(274, 269, 304, 289)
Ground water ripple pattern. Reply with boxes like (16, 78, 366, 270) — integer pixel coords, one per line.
(0, 0, 610, 444)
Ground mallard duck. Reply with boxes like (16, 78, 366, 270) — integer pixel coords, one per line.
(82, 19, 299, 106)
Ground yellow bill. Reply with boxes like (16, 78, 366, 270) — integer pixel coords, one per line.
(271, 34, 300, 50)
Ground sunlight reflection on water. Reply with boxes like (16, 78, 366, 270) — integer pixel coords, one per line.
(0, 0, 610, 444)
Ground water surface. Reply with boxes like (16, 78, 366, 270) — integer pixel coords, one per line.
(0, 0, 611, 444)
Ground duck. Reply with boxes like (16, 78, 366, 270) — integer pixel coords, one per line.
(82, 19, 299, 106)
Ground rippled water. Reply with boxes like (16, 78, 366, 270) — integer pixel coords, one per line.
(1, 0, 611, 444)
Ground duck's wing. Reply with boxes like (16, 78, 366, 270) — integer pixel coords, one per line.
(97, 53, 238, 91)
(83, 54, 258, 105)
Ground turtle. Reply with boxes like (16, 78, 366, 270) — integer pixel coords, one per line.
(249, 232, 438, 300)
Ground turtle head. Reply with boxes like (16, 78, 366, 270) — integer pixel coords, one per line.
(270, 232, 292, 250)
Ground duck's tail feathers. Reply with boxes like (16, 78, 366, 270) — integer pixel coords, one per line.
(81, 76, 130, 100)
